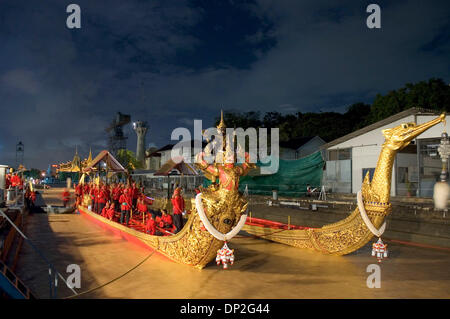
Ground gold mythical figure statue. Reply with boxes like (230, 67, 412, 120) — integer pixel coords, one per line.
(243, 113, 446, 255)
(78, 111, 255, 269)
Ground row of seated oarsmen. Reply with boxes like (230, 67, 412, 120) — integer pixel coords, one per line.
(74, 181, 143, 213)
(75, 182, 186, 234)
(97, 201, 176, 236)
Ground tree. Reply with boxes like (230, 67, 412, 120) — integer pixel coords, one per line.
(116, 149, 143, 171)
(367, 78, 450, 123)
(211, 78, 450, 147)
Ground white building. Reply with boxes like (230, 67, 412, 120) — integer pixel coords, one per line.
(321, 108, 448, 197)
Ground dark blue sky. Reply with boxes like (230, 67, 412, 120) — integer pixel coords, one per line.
(0, 0, 449, 169)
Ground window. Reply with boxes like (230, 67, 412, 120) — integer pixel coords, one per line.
(327, 148, 352, 161)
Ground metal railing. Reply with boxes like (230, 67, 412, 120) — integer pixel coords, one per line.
(0, 205, 78, 299)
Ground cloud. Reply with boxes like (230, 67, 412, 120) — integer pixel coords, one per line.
(0, 0, 448, 169)
(1, 69, 40, 94)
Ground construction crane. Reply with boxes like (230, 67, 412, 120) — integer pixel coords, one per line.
(106, 112, 131, 156)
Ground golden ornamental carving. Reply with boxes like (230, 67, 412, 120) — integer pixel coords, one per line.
(243, 113, 446, 255)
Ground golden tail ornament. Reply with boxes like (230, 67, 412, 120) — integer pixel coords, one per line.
(243, 113, 446, 255)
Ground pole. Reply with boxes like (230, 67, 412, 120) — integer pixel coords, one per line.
(167, 174, 170, 199)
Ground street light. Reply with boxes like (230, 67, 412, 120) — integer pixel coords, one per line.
(434, 131, 450, 211)
(438, 132, 450, 182)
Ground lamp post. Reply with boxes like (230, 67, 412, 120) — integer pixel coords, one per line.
(438, 132, 450, 182)
(167, 171, 172, 199)
(435, 131, 450, 215)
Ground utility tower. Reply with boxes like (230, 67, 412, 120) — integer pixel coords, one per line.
(15, 141, 24, 168)
(106, 112, 131, 156)
(133, 121, 148, 164)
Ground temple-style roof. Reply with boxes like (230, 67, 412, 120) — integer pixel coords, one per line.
(83, 150, 127, 173)
(58, 147, 94, 173)
(154, 157, 199, 176)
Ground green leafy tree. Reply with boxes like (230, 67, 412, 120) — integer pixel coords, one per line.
(116, 149, 143, 171)
(211, 78, 449, 146)
(367, 78, 450, 123)
(23, 168, 41, 179)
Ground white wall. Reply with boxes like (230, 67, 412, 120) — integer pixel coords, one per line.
(160, 150, 172, 165)
(416, 114, 450, 138)
(328, 116, 416, 195)
(327, 113, 450, 195)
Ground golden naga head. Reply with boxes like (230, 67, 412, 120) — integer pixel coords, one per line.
(382, 113, 446, 150)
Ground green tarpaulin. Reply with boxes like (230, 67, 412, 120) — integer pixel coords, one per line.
(203, 151, 324, 197)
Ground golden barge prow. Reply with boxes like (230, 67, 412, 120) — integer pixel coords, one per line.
(243, 113, 446, 255)
(78, 112, 254, 269)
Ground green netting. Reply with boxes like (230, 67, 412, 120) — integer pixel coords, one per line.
(203, 151, 324, 197)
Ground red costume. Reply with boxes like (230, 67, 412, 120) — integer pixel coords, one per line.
(97, 188, 107, 204)
(137, 200, 148, 214)
(112, 186, 122, 201)
(146, 217, 156, 235)
(119, 193, 132, 211)
(196, 151, 253, 191)
(171, 188, 185, 215)
(106, 206, 115, 220)
(171, 187, 185, 233)
(101, 206, 108, 217)
(62, 190, 70, 207)
(10, 175, 21, 187)
(83, 184, 90, 195)
(75, 183, 83, 196)
(160, 213, 173, 228)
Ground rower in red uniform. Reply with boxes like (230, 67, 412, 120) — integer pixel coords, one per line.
(83, 183, 90, 196)
(137, 195, 148, 216)
(91, 185, 98, 213)
(112, 184, 122, 213)
(106, 203, 116, 221)
(160, 209, 175, 233)
(131, 182, 139, 210)
(97, 185, 108, 214)
(119, 187, 132, 226)
(145, 215, 157, 235)
(101, 202, 110, 218)
(75, 183, 83, 206)
(62, 188, 70, 207)
(171, 187, 185, 233)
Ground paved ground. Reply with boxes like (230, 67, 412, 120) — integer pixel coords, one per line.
(16, 210, 450, 299)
